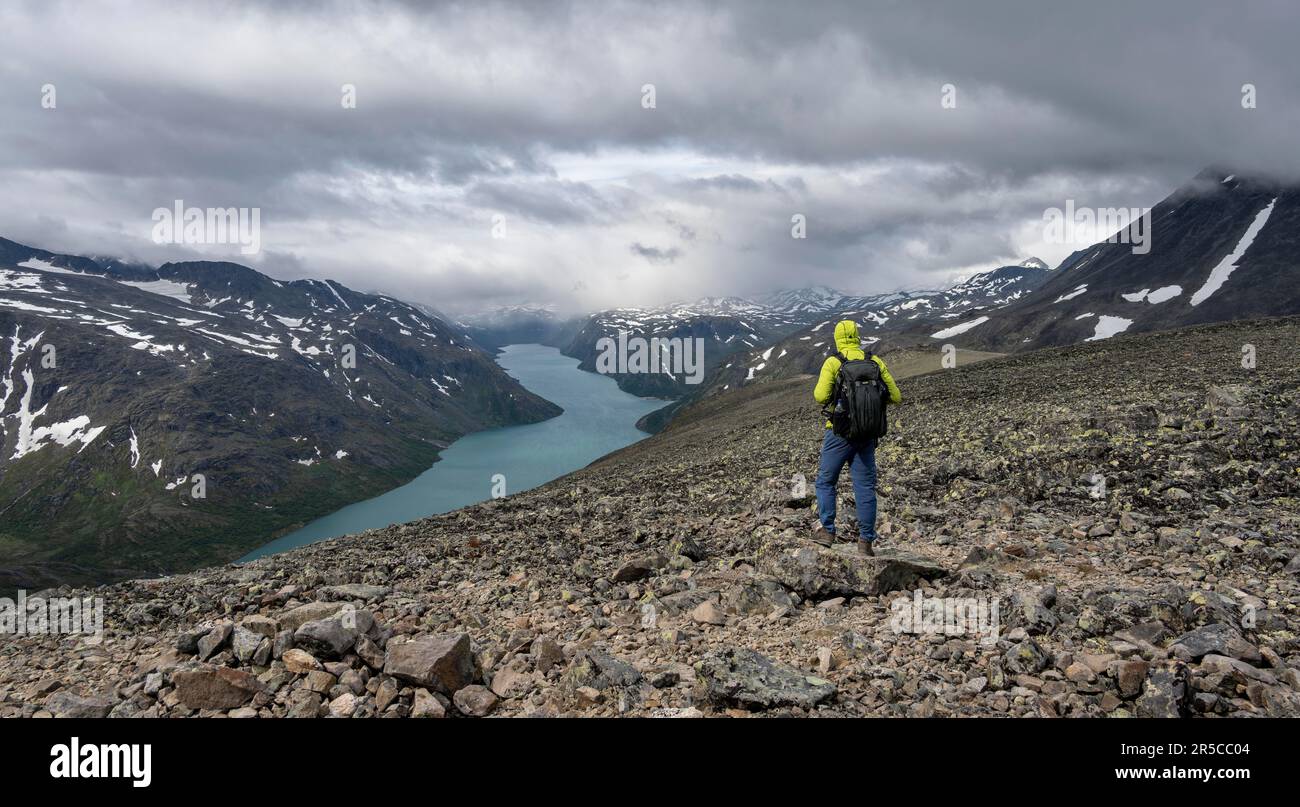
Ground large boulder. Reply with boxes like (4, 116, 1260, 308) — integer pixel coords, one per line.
(317, 583, 391, 601)
(172, 665, 265, 710)
(725, 579, 794, 614)
(1170, 623, 1261, 663)
(383, 633, 478, 695)
(561, 649, 643, 692)
(696, 648, 836, 711)
(760, 543, 948, 600)
(279, 601, 350, 631)
(293, 609, 377, 659)
(45, 692, 116, 718)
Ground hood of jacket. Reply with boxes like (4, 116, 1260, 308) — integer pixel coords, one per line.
(833, 320, 862, 355)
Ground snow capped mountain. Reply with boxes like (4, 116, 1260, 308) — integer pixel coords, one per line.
(755, 285, 846, 315)
(0, 237, 559, 589)
(676, 260, 1057, 407)
(456, 303, 559, 327)
(929, 169, 1300, 351)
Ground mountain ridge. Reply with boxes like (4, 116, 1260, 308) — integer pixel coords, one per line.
(0, 238, 561, 590)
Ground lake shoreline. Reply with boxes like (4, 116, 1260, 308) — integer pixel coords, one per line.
(238, 344, 664, 561)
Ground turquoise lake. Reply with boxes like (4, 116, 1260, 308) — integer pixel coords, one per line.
(239, 344, 663, 560)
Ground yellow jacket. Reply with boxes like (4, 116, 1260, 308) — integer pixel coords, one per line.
(814, 320, 901, 427)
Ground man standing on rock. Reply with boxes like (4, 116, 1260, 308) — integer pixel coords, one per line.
(812, 320, 901, 555)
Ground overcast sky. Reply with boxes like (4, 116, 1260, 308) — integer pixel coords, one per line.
(1, 0, 1297, 315)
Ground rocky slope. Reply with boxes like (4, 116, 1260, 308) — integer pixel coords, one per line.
(0, 238, 559, 590)
(3, 316, 1297, 718)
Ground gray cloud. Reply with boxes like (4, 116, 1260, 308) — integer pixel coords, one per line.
(0, 0, 1296, 314)
(630, 242, 683, 265)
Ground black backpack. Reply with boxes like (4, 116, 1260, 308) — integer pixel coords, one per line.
(825, 351, 888, 441)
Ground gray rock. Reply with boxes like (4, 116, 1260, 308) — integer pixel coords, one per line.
(1135, 669, 1184, 718)
(690, 600, 727, 626)
(1007, 590, 1059, 636)
(143, 673, 164, 696)
(355, 634, 386, 670)
(293, 609, 374, 659)
(1200, 654, 1278, 686)
(529, 636, 564, 675)
(172, 665, 265, 710)
(282, 648, 322, 674)
(286, 690, 322, 718)
(1114, 659, 1149, 699)
(196, 622, 232, 661)
(45, 692, 116, 718)
(490, 658, 536, 699)
(272, 629, 295, 660)
(1003, 638, 1050, 675)
(411, 687, 448, 717)
(760, 543, 948, 599)
(175, 625, 210, 655)
(318, 583, 391, 601)
(1170, 623, 1261, 663)
(452, 684, 498, 717)
(232, 625, 264, 664)
(375, 677, 400, 712)
(611, 558, 654, 582)
(696, 648, 836, 711)
(587, 650, 642, 687)
(251, 637, 272, 667)
(383, 633, 478, 695)
(239, 614, 280, 639)
(279, 601, 349, 631)
(724, 579, 793, 614)
(559, 649, 643, 695)
(328, 693, 360, 717)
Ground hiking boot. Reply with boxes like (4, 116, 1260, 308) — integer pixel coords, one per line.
(857, 539, 875, 556)
(810, 522, 835, 547)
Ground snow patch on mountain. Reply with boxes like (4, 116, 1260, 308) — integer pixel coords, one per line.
(1190, 198, 1277, 306)
(930, 316, 990, 339)
(1122, 285, 1183, 304)
(1054, 285, 1088, 303)
(119, 278, 194, 305)
(1085, 315, 1133, 342)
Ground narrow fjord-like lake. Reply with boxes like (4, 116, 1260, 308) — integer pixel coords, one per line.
(239, 344, 662, 561)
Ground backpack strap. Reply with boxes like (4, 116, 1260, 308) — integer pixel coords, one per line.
(822, 351, 848, 420)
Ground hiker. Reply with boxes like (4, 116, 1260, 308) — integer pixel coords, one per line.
(812, 320, 901, 555)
